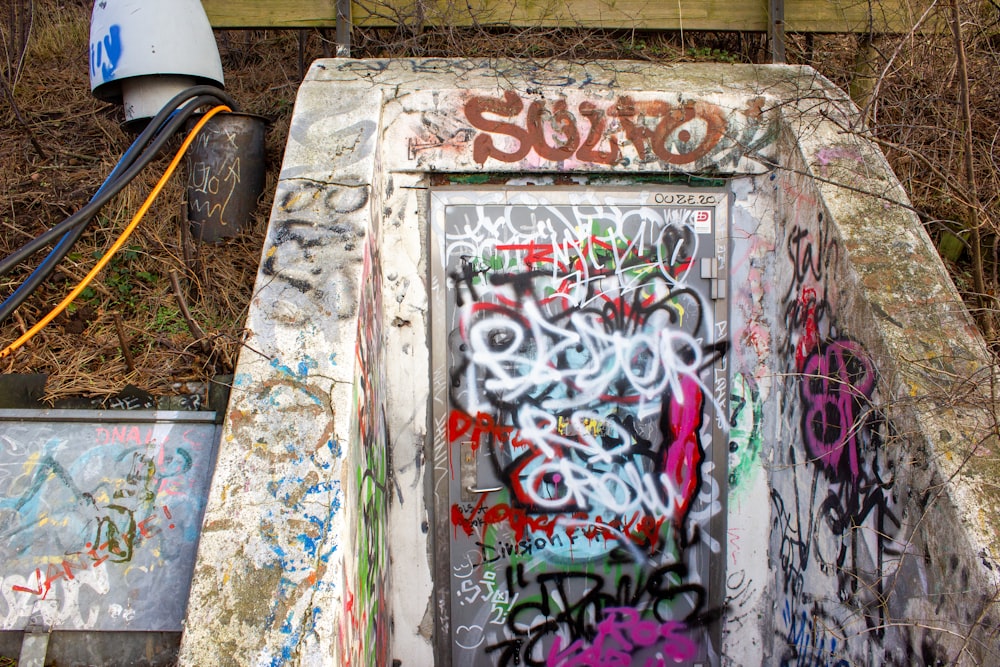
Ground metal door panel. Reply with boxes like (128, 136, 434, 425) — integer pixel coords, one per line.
(431, 186, 728, 667)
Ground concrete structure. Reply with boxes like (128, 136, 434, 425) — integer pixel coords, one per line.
(178, 60, 1000, 666)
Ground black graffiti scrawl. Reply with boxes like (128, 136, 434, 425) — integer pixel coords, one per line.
(772, 203, 908, 665)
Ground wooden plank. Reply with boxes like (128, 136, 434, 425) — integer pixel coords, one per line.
(202, 0, 929, 33)
(202, 0, 338, 27)
(350, 0, 765, 31)
(787, 0, 926, 33)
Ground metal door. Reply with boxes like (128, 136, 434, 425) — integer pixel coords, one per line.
(430, 186, 729, 667)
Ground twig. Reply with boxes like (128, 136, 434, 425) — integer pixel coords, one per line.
(948, 0, 994, 340)
(854, 0, 940, 129)
(0, 73, 46, 160)
(112, 313, 135, 372)
(53, 266, 114, 299)
(12, 310, 28, 337)
(168, 269, 211, 353)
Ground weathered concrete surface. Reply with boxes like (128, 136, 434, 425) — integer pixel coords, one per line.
(179, 59, 1000, 666)
(178, 81, 383, 665)
(763, 87, 1000, 664)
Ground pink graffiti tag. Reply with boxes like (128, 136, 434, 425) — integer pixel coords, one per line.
(546, 607, 696, 666)
(664, 375, 704, 523)
(800, 339, 876, 480)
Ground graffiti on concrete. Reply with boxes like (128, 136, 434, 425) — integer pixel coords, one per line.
(799, 338, 876, 482)
(769, 189, 912, 664)
(780, 599, 850, 667)
(465, 93, 727, 166)
(340, 184, 391, 666)
(728, 372, 763, 494)
(459, 92, 774, 171)
(0, 417, 217, 630)
(398, 85, 776, 172)
(260, 179, 369, 318)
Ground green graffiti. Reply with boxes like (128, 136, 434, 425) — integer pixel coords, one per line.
(728, 373, 763, 492)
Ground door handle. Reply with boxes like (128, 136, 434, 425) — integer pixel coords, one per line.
(466, 485, 503, 494)
(460, 440, 502, 500)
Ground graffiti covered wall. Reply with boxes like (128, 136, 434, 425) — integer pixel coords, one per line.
(768, 163, 906, 665)
(339, 161, 391, 665)
(181, 59, 1000, 667)
(433, 189, 728, 665)
(179, 83, 383, 666)
(758, 118, 1000, 665)
(0, 412, 218, 632)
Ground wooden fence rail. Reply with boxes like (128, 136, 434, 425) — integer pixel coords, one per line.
(201, 0, 931, 33)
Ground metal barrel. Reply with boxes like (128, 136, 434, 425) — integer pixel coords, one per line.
(185, 112, 267, 243)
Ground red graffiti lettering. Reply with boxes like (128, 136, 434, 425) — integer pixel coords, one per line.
(137, 515, 157, 539)
(11, 569, 43, 596)
(11, 556, 89, 599)
(495, 242, 558, 270)
(466, 90, 530, 163)
(86, 541, 110, 567)
(612, 96, 726, 165)
(795, 287, 820, 371)
(464, 93, 728, 166)
(576, 101, 619, 165)
(95, 425, 155, 445)
(448, 409, 514, 451)
(595, 512, 667, 550)
(527, 99, 579, 161)
(451, 495, 560, 542)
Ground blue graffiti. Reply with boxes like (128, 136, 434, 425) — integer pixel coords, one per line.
(781, 599, 850, 667)
(263, 477, 342, 574)
(267, 356, 324, 406)
(263, 611, 301, 666)
(90, 24, 123, 84)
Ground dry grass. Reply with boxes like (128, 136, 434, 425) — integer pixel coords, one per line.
(0, 1, 996, 403)
(0, 1, 298, 402)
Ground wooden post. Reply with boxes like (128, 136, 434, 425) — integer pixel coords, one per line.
(770, 0, 786, 63)
(336, 0, 351, 56)
(849, 33, 877, 118)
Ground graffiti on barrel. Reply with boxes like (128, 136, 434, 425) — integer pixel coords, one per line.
(435, 189, 728, 665)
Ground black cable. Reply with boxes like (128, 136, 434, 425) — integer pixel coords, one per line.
(0, 86, 238, 323)
(0, 86, 237, 279)
(0, 97, 225, 322)
(0, 86, 236, 277)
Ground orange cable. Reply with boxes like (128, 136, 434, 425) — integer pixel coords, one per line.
(0, 105, 232, 360)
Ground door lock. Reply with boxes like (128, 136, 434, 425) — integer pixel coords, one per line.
(460, 440, 502, 500)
